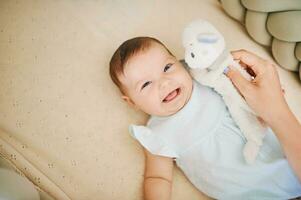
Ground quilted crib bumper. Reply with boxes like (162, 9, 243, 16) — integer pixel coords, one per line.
(220, 0, 301, 80)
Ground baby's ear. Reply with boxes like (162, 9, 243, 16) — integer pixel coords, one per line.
(121, 95, 136, 107)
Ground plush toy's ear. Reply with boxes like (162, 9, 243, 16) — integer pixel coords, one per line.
(197, 33, 219, 44)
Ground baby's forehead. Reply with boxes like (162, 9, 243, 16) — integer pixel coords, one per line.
(128, 43, 170, 66)
(118, 55, 144, 86)
(121, 56, 146, 81)
(119, 42, 173, 85)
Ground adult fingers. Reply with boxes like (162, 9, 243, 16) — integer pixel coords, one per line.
(224, 66, 254, 97)
(257, 116, 268, 127)
(238, 61, 256, 77)
(231, 50, 266, 76)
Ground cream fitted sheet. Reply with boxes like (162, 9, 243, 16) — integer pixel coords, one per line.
(0, 0, 301, 199)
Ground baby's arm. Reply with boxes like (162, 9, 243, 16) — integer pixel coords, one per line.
(143, 148, 174, 200)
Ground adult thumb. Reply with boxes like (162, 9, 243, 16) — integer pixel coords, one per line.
(224, 66, 253, 97)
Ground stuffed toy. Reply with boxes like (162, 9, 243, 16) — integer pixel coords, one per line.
(182, 19, 267, 164)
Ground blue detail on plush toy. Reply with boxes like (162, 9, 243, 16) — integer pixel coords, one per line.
(197, 33, 218, 43)
(223, 66, 229, 74)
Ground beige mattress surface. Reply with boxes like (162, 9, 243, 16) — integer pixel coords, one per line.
(0, 0, 301, 199)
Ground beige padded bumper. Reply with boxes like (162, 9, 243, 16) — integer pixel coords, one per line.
(220, 0, 301, 79)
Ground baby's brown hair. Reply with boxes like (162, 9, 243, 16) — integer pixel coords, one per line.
(109, 36, 173, 94)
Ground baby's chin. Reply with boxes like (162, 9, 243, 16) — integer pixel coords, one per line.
(164, 99, 188, 116)
(161, 106, 185, 117)
(141, 100, 184, 117)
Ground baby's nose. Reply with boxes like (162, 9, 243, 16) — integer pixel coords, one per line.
(159, 79, 174, 95)
(160, 79, 171, 89)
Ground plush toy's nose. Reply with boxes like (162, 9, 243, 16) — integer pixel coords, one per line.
(191, 52, 195, 58)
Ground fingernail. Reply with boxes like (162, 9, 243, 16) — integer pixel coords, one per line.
(223, 66, 230, 74)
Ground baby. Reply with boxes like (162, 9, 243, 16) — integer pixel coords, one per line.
(109, 37, 301, 199)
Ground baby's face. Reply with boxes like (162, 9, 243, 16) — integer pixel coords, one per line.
(119, 43, 193, 116)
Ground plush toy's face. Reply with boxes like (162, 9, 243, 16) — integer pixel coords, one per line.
(183, 20, 225, 69)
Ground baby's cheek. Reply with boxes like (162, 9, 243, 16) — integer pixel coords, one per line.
(143, 97, 158, 111)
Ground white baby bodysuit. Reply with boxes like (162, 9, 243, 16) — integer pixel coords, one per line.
(129, 81, 301, 199)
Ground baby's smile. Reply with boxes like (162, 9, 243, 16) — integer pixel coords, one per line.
(162, 88, 181, 103)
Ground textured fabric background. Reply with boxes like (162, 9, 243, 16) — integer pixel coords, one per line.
(0, 0, 301, 199)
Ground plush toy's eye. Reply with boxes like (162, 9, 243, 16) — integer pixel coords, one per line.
(197, 33, 218, 43)
(191, 53, 195, 58)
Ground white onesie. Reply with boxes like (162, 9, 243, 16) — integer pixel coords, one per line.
(129, 81, 301, 199)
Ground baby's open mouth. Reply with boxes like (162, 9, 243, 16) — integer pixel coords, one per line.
(163, 88, 181, 103)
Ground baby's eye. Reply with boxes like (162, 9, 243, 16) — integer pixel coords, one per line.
(164, 63, 173, 72)
(141, 81, 151, 90)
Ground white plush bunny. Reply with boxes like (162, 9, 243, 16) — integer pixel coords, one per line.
(182, 19, 267, 164)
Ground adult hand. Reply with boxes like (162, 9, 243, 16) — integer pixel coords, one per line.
(224, 49, 301, 181)
(224, 49, 287, 126)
